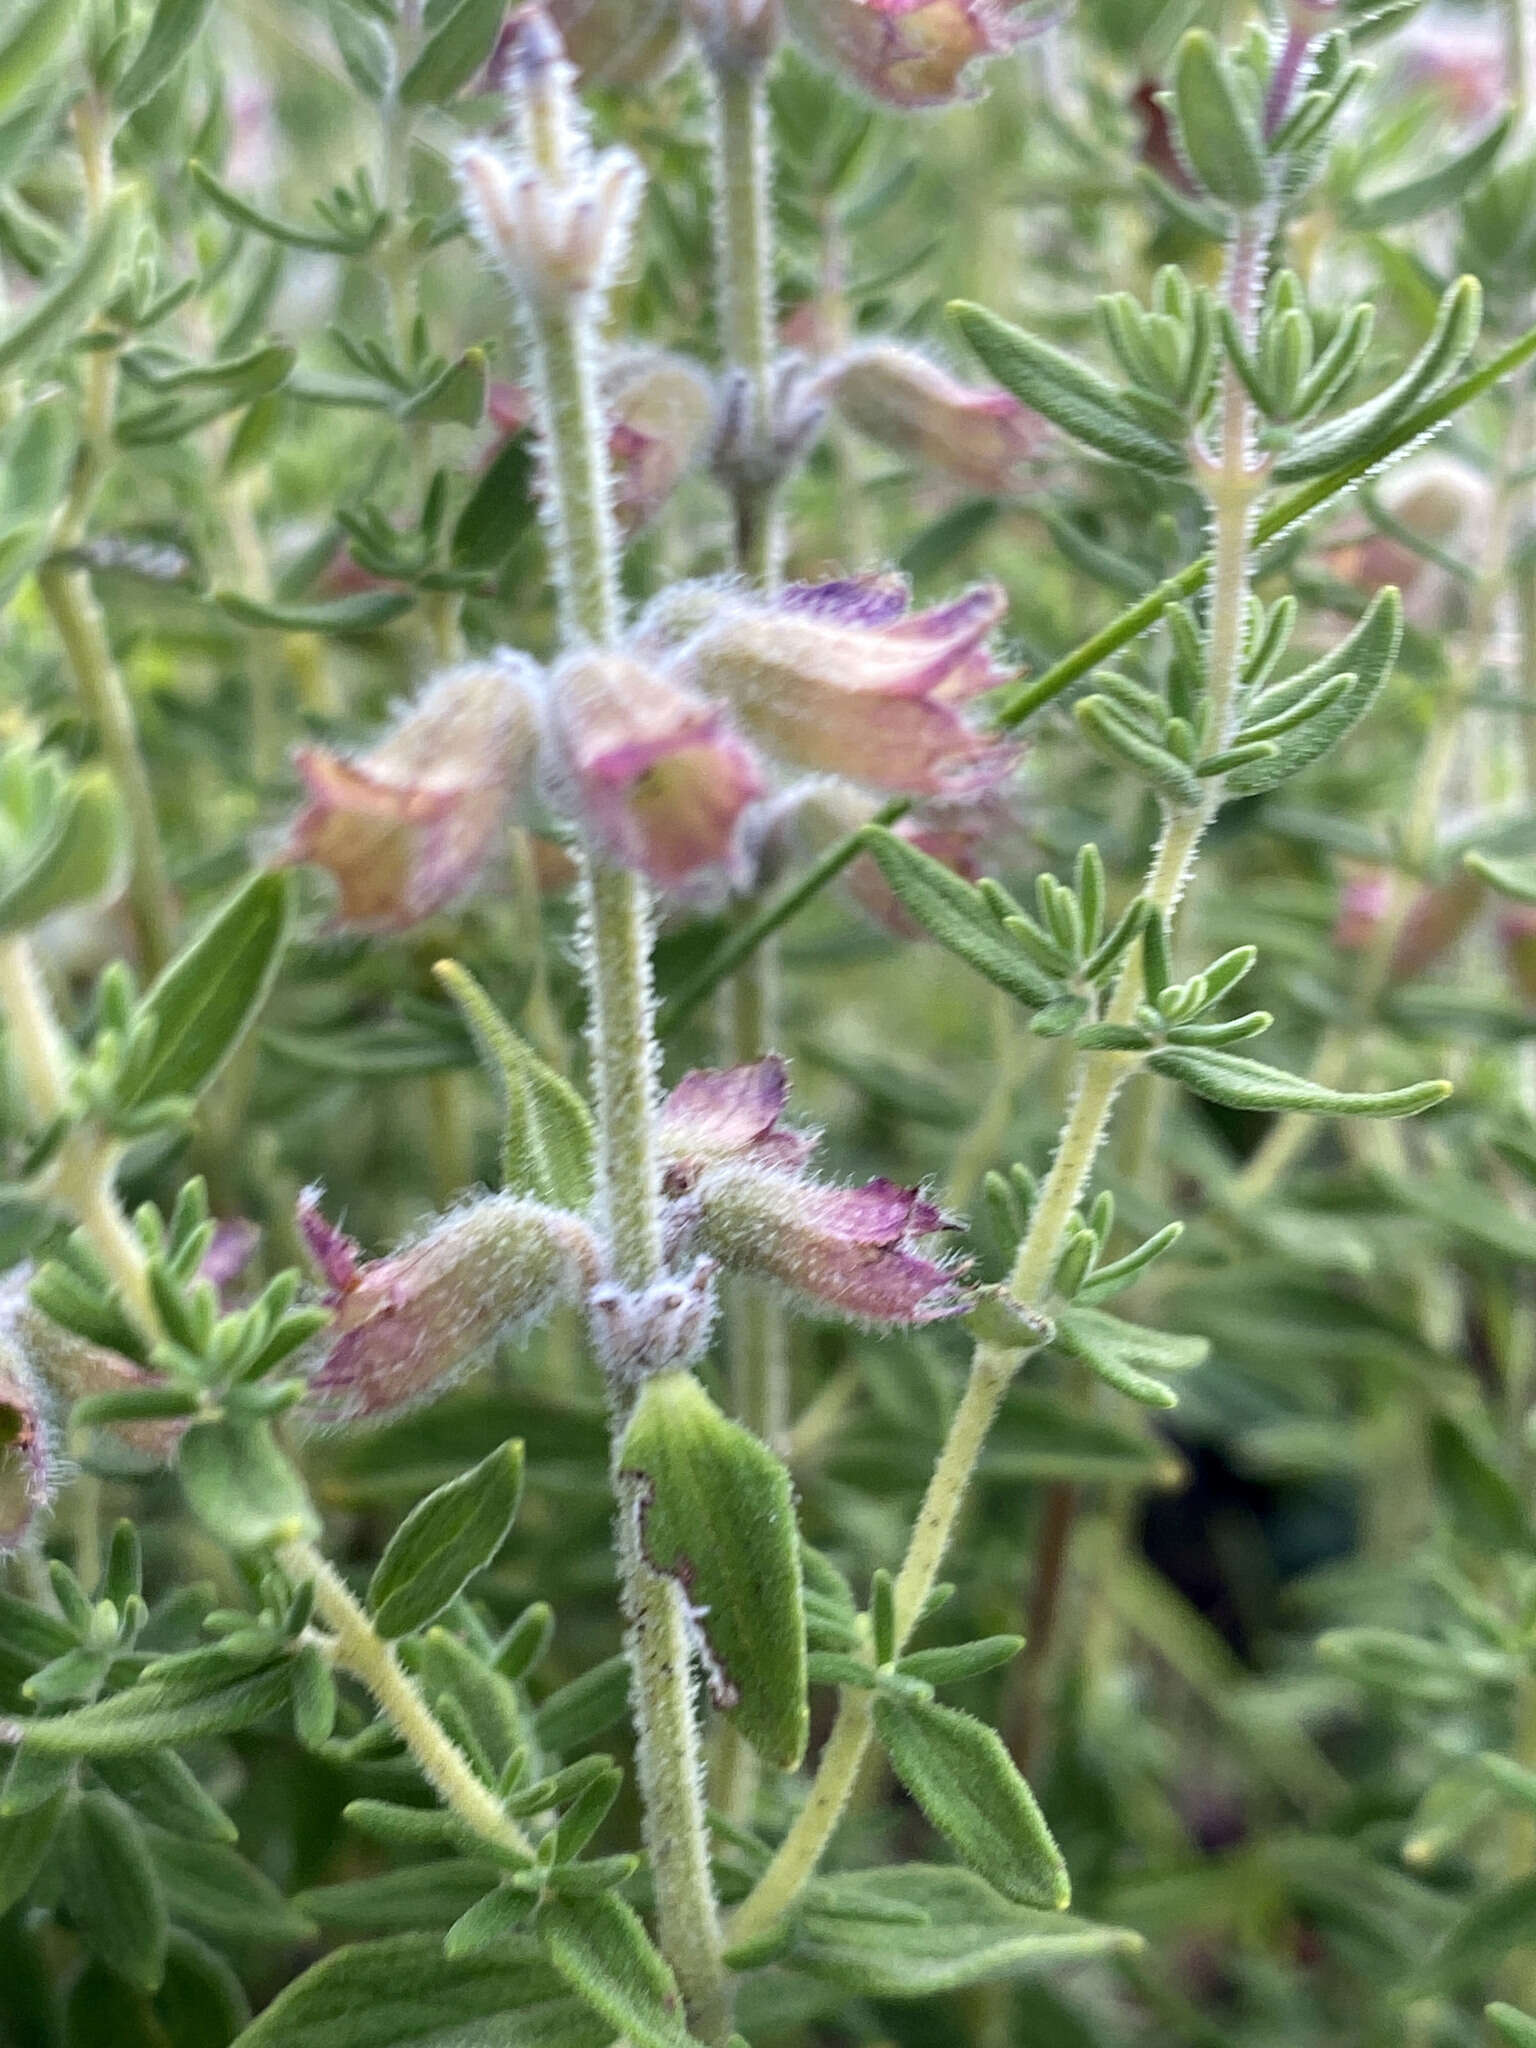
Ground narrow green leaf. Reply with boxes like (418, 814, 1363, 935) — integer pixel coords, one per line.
(367, 1439, 524, 1638)
(1467, 849, 1536, 904)
(94, 1748, 238, 1844)
(1417, 1874, 1536, 1990)
(951, 303, 1188, 473)
(147, 1827, 316, 1944)
(443, 1882, 530, 1959)
(896, 1635, 1025, 1686)
(0, 770, 126, 936)
(215, 587, 412, 633)
(781, 1864, 1136, 1998)
(1490, 2006, 1536, 2048)
(398, 348, 486, 427)
(15, 1663, 292, 1754)
(116, 872, 292, 1113)
(114, 0, 215, 110)
(434, 962, 594, 1210)
(1147, 1045, 1451, 1118)
(1054, 1304, 1207, 1407)
(60, 1790, 169, 1992)
(618, 1370, 807, 1770)
(398, 0, 504, 103)
(534, 1654, 631, 1755)
(539, 1893, 695, 2048)
(189, 160, 386, 255)
(1227, 589, 1402, 797)
(451, 429, 538, 570)
(872, 1694, 1069, 1908)
(228, 1931, 610, 2047)
(1346, 114, 1510, 231)
(861, 829, 1056, 1008)
(296, 1862, 505, 1934)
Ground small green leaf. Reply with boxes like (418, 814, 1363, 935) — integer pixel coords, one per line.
(435, 962, 594, 1210)
(1054, 1305, 1207, 1408)
(329, 0, 394, 99)
(297, 1862, 506, 1935)
(0, 769, 126, 936)
(896, 1636, 1025, 1687)
(0, 1786, 65, 1912)
(443, 1883, 530, 1959)
(94, 1749, 237, 1845)
(189, 160, 386, 255)
(951, 303, 1189, 474)
(618, 1370, 807, 1771)
(534, 1654, 631, 1755)
(291, 1640, 339, 1748)
(451, 429, 538, 570)
(1346, 114, 1510, 231)
(0, 193, 132, 377)
(228, 1931, 610, 2048)
(872, 1693, 1069, 1909)
(1467, 849, 1536, 904)
(1489, 2005, 1536, 2048)
(114, 0, 215, 110)
(539, 1892, 696, 2048)
(1147, 1046, 1450, 1118)
(1170, 30, 1268, 209)
(0, 0, 71, 120)
(1227, 589, 1402, 797)
(398, 0, 504, 103)
(146, 1827, 317, 1945)
(398, 348, 486, 427)
(861, 829, 1057, 1008)
(178, 1419, 319, 1551)
(60, 1790, 169, 1992)
(1416, 1874, 1536, 1991)
(115, 872, 292, 1114)
(780, 1864, 1136, 1998)
(367, 1439, 525, 1638)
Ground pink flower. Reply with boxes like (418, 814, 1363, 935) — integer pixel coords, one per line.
(0, 1325, 50, 1552)
(300, 1190, 600, 1420)
(0, 1273, 179, 1464)
(827, 344, 1046, 494)
(659, 1055, 817, 1186)
(545, 650, 767, 893)
(658, 1060, 966, 1324)
(678, 576, 1015, 796)
(604, 352, 716, 534)
(783, 0, 1041, 108)
(280, 658, 539, 932)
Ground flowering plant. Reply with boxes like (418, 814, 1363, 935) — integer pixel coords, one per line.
(3, 0, 1536, 2042)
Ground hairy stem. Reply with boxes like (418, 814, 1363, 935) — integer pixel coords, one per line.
(711, 58, 780, 586)
(730, 180, 1278, 1949)
(279, 1540, 534, 1860)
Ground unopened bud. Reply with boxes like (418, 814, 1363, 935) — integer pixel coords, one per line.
(302, 1190, 602, 1420)
(280, 657, 540, 932)
(711, 356, 826, 498)
(684, 0, 780, 73)
(605, 351, 716, 533)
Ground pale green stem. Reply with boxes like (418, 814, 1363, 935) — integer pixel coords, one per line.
(711, 60, 780, 586)
(41, 94, 176, 975)
(519, 99, 727, 2028)
(730, 196, 1273, 1951)
(278, 1539, 535, 1860)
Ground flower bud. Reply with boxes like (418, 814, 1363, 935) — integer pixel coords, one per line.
(683, 0, 780, 73)
(545, 0, 687, 86)
(1324, 457, 1489, 629)
(605, 351, 716, 533)
(1333, 862, 1486, 982)
(676, 576, 1016, 796)
(301, 1190, 602, 1420)
(281, 657, 539, 932)
(711, 356, 827, 498)
(457, 12, 643, 310)
(545, 649, 767, 893)
(826, 344, 1045, 495)
(691, 1162, 965, 1324)
(784, 0, 1039, 108)
(0, 1325, 51, 1551)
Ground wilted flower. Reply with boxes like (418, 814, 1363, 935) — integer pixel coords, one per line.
(1333, 862, 1486, 981)
(605, 352, 717, 532)
(783, 0, 1040, 107)
(0, 1272, 178, 1464)
(0, 1322, 50, 1551)
(544, 649, 767, 892)
(457, 10, 643, 309)
(543, 0, 688, 85)
(659, 1059, 966, 1323)
(300, 1189, 601, 1419)
(826, 344, 1046, 494)
(281, 658, 539, 932)
(676, 576, 1015, 795)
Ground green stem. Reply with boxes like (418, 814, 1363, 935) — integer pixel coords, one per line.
(711, 60, 780, 585)
(278, 1540, 534, 1860)
(730, 191, 1272, 1951)
(516, 75, 727, 2029)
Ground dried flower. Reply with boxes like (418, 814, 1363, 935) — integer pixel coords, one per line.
(677, 576, 1016, 795)
(545, 649, 767, 892)
(300, 1189, 601, 1420)
(683, 0, 780, 73)
(605, 351, 717, 533)
(0, 1273, 178, 1463)
(826, 344, 1046, 494)
(587, 1258, 719, 1384)
(658, 1055, 817, 1185)
(784, 0, 1040, 108)
(457, 11, 643, 309)
(1333, 862, 1486, 981)
(280, 658, 539, 932)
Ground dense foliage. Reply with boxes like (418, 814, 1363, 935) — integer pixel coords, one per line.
(3, 0, 1536, 2042)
